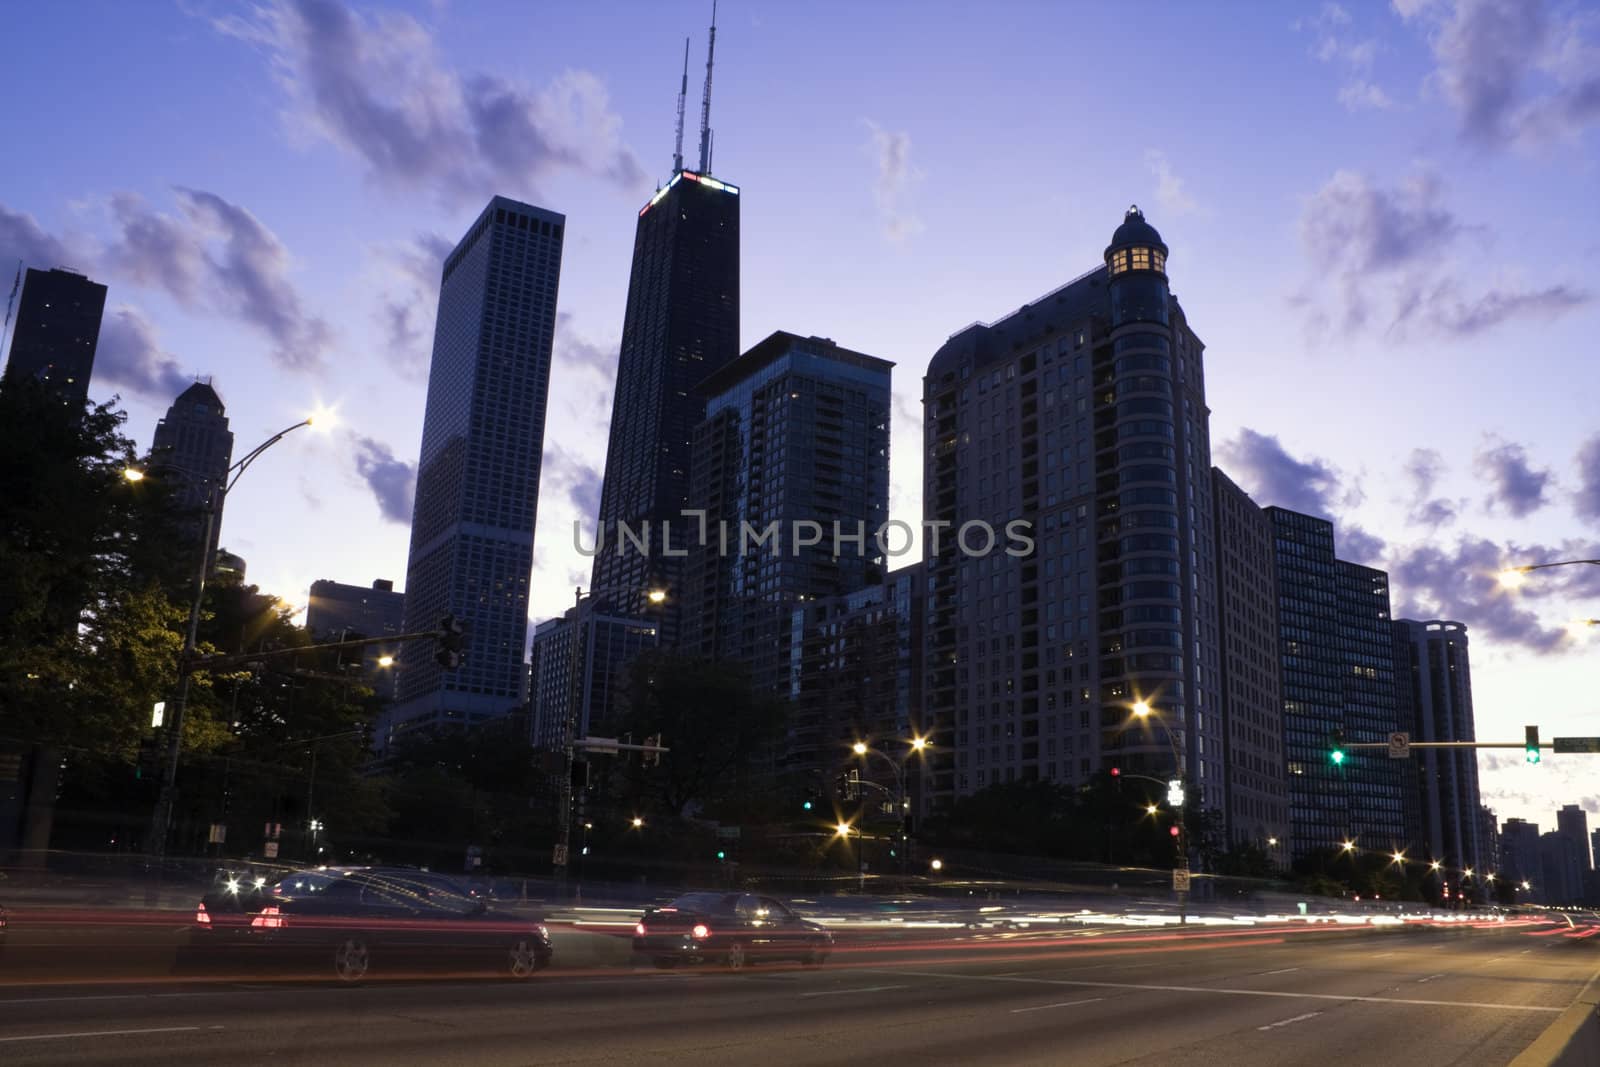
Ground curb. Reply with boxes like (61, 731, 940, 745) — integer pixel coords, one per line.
(1512, 968, 1600, 1067)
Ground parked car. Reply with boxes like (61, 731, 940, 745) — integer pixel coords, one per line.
(632, 892, 833, 970)
(187, 867, 552, 982)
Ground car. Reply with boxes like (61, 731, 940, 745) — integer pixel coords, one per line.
(632, 892, 833, 971)
(187, 866, 553, 982)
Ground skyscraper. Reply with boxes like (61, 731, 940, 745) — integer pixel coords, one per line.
(306, 578, 407, 699)
(1266, 507, 1410, 859)
(1393, 620, 1483, 873)
(387, 197, 565, 743)
(1212, 468, 1289, 862)
(588, 163, 739, 639)
(149, 381, 234, 567)
(1557, 803, 1592, 872)
(1500, 817, 1541, 895)
(681, 331, 891, 693)
(3, 267, 107, 409)
(923, 207, 1222, 814)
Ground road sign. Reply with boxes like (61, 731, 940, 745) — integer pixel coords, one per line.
(264, 841, 279, 859)
(1387, 731, 1410, 758)
(1172, 868, 1191, 892)
(1553, 737, 1600, 754)
(207, 823, 226, 844)
(552, 843, 568, 867)
(716, 826, 741, 839)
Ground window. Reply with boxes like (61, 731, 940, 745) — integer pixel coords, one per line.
(1131, 247, 1151, 270)
(1110, 250, 1129, 274)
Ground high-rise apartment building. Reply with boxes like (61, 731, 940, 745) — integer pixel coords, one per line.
(589, 166, 740, 641)
(1500, 817, 1541, 894)
(1540, 831, 1586, 905)
(3, 267, 107, 409)
(528, 607, 658, 751)
(1557, 803, 1592, 872)
(1266, 508, 1410, 858)
(149, 381, 234, 567)
(1393, 620, 1483, 872)
(387, 197, 564, 743)
(1211, 468, 1289, 862)
(681, 332, 891, 694)
(306, 578, 406, 698)
(922, 208, 1222, 814)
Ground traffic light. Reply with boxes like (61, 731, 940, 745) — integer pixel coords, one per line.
(435, 614, 468, 669)
(1329, 729, 1347, 766)
(1168, 825, 1180, 838)
(642, 734, 662, 767)
(802, 798, 814, 811)
(1525, 725, 1541, 765)
(716, 849, 726, 861)
(1166, 778, 1184, 808)
(135, 737, 161, 780)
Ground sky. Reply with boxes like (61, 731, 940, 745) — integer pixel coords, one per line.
(3, 0, 1598, 836)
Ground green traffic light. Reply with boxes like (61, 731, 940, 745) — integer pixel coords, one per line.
(1525, 747, 1540, 765)
(716, 850, 726, 860)
(802, 800, 813, 810)
(1330, 749, 1346, 765)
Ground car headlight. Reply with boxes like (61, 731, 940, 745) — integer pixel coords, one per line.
(534, 924, 549, 941)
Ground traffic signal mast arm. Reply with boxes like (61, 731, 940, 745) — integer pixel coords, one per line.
(181, 628, 446, 675)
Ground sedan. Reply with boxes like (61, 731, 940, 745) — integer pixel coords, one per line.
(188, 867, 552, 982)
(633, 892, 833, 971)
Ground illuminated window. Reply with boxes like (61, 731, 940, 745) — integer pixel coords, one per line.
(1151, 250, 1166, 273)
(1111, 250, 1129, 274)
(1131, 247, 1151, 270)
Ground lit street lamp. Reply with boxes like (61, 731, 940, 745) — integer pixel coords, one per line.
(1497, 559, 1600, 589)
(848, 736, 930, 875)
(132, 412, 326, 859)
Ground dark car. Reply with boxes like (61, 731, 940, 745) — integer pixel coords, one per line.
(633, 892, 833, 970)
(188, 867, 552, 982)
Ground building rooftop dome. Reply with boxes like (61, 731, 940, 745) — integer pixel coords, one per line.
(1107, 204, 1166, 253)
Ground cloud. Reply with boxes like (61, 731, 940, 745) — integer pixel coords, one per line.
(1388, 533, 1600, 652)
(1144, 150, 1199, 217)
(1338, 81, 1393, 110)
(0, 205, 78, 271)
(1401, 447, 1460, 528)
(107, 188, 332, 371)
(1337, 522, 1388, 565)
(862, 120, 924, 242)
(370, 231, 453, 377)
(352, 435, 416, 524)
(1475, 439, 1553, 517)
(541, 442, 603, 520)
(1216, 428, 1353, 518)
(1574, 434, 1600, 522)
(553, 312, 617, 378)
(1296, 169, 1589, 339)
(1298, 2, 1393, 110)
(92, 306, 193, 402)
(214, 0, 648, 206)
(1397, 0, 1600, 147)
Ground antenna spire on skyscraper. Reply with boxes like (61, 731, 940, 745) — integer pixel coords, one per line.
(672, 37, 689, 175)
(697, 0, 717, 175)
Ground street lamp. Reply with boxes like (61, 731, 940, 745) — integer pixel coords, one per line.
(1341, 840, 1356, 853)
(630, 816, 644, 829)
(134, 413, 322, 859)
(1391, 850, 1406, 865)
(848, 736, 930, 874)
(1497, 559, 1600, 589)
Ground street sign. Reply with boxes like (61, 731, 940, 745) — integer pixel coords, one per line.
(1172, 868, 1191, 892)
(1553, 737, 1600, 754)
(716, 826, 741, 839)
(1387, 731, 1410, 758)
(552, 843, 568, 867)
(207, 823, 226, 844)
(264, 841, 279, 859)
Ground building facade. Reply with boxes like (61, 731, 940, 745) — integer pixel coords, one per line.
(922, 207, 1223, 815)
(1557, 803, 1592, 872)
(589, 169, 740, 640)
(1540, 831, 1586, 905)
(3, 267, 107, 409)
(528, 607, 659, 751)
(306, 578, 406, 698)
(1393, 619, 1483, 872)
(149, 381, 234, 567)
(1211, 468, 1289, 863)
(1500, 817, 1541, 895)
(1266, 508, 1410, 859)
(388, 197, 565, 742)
(682, 332, 892, 694)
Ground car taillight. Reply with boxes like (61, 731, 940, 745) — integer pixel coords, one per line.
(690, 923, 711, 941)
(251, 905, 285, 929)
(635, 922, 647, 936)
(195, 902, 211, 925)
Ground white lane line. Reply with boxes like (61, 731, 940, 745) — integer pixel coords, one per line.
(0, 1025, 207, 1044)
(1264, 968, 1299, 975)
(0, 992, 232, 1006)
(1417, 973, 1446, 983)
(1258, 1011, 1322, 1031)
(1371, 952, 1395, 959)
(1011, 997, 1104, 1015)
(799, 985, 908, 999)
(860, 969, 1565, 1013)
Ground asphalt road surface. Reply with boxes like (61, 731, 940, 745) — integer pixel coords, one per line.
(1, 921, 1595, 1065)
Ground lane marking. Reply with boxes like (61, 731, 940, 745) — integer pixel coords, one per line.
(1264, 968, 1299, 975)
(1010, 997, 1104, 1014)
(1370, 952, 1395, 959)
(0, 1025, 207, 1044)
(860, 969, 1565, 1013)
(799, 985, 908, 999)
(0, 992, 233, 1006)
(1417, 974, 1446, 984)
(1259, 1011, 1322, 1031)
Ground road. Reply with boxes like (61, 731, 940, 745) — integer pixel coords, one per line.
(0, 919, 1594, 1065)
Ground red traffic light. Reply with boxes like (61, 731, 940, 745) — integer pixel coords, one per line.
(1110, 767, 1121, 777)
(1169, 826, 1180, 837)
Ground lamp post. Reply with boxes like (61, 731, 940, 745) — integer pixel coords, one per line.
(850, 736, 928, 875)
(1131, 699, 1190, 923)
(131, 414, 322, 860)
(1496, 559, 1600, 589)
(554, 584, 667, 896)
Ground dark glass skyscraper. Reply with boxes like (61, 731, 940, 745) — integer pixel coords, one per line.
(387, 197, 565, 743)
(590, 169, 740, 640)
(681, 331, 891, 694)
(149, 381, 234, 567)
(3, 267, 107, 409)
(1393, 619, 1483, 872)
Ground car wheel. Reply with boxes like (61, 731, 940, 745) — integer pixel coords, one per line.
(803, 945, 826, 968)
(507, 938, 543, 979)
(725, 941, 747, 971)
(333, 937, 371, 983)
